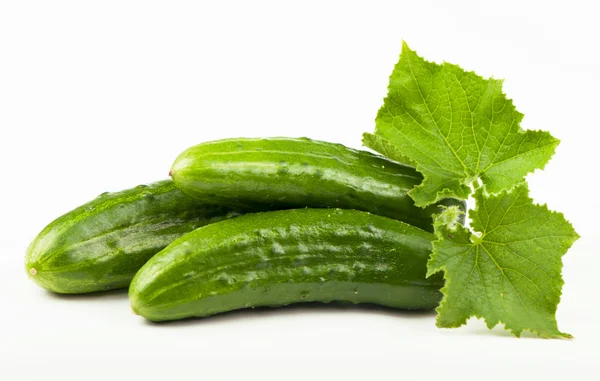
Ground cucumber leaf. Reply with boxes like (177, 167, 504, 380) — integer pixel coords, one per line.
(428, 184, 579, 338)
(362, 132, 417, 167)
(363, 42, 559, 207)
(364, 42, 579, 337)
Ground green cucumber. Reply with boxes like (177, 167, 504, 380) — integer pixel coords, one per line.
(129, 208, 443, 322)
(25, 180, 241, 294)
(170, 137, 464, 232)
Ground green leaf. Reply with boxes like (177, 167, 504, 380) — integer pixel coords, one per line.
(364, 42, 560, 206)
(362, 132, 417, 167)
(428, 183, 579, 338)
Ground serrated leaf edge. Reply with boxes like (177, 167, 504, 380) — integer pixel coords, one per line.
(374, 42, 560, 207)
(427, 183, 579, 339)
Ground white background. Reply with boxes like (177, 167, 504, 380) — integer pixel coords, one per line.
(1, 1, 598, 380)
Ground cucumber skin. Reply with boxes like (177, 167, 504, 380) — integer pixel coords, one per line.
(129, 208, 444, 322)
(170, 137, 465, 233)
(25, 180, 241, 294)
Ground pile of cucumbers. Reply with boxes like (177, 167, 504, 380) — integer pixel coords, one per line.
(26, 137, 465, 322)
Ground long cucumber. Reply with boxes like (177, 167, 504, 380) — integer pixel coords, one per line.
(170, 137, 464, 232)
(129, 208, 443, 321)
(25, 180, 241, 293)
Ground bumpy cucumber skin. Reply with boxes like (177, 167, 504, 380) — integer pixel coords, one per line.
(130, 208, 443, 322)
(170, 137, 465, 232)
(25, 180, 240, 294)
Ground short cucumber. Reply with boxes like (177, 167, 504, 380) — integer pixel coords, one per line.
(129, 208, 443, 321)
(25, 180, 241, 294)
(170, 137, 464, 232)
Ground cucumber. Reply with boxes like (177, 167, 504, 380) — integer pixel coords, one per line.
(170, 137, 464, 232)
(25, 180, 241, 294)
(129, 208, 443, 322)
